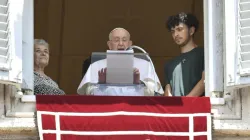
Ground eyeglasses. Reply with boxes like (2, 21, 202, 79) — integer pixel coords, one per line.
(111, 39, 129, 43)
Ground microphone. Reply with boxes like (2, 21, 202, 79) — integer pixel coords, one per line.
(126, 46, 147, 53)
(127, 46, 159, 94)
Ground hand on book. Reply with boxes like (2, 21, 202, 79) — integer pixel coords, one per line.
(133, 68, 140, 84)
(98, 67, 140, 84)
(98, 68, 107, 84)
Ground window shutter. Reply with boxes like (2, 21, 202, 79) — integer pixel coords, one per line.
(0, 0, 10, 71)
(0, 0, 23, 83)
(239, 0, 250, 75)
(225, 0, 250, 88)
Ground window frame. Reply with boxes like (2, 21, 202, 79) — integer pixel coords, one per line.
(21, 0, 230, 107)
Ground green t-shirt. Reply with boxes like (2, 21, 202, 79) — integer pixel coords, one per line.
(164, 47, 204, 96)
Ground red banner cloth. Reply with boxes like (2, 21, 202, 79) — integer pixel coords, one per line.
(36, 95, 211, 140)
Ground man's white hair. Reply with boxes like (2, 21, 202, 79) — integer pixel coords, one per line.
(108, 27, 131, 40)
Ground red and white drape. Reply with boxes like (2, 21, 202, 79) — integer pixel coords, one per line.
(36, 95, 211, 140)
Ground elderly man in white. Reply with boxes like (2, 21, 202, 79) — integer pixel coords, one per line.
(77, 28, 164, 96)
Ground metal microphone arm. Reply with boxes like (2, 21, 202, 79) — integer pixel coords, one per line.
(129, 46, 158, 93)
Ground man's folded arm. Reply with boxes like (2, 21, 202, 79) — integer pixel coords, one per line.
(164, 84, 172, 96)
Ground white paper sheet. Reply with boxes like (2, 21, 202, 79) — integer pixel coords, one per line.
(106, 50, 134, 84)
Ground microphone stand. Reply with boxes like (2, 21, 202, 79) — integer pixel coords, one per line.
(127, 46, 160, 95)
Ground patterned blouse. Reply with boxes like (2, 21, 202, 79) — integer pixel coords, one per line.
(34, 72, 65, 95)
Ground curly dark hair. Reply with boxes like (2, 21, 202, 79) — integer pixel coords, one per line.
(166, 12, 199, 32)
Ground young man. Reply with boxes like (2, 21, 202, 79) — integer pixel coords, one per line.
(164, 12, 205, 97)
(77, 27, 164, 96)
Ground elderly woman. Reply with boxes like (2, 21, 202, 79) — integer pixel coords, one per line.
(34, 39, 65, 95)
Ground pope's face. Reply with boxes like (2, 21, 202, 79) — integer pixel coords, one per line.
(108, 29, 132, 50)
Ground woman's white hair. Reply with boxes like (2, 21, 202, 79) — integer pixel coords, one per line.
(34, 39, 49, 49)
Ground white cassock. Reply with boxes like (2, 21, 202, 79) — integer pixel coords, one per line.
(77, 57, 164, 96)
